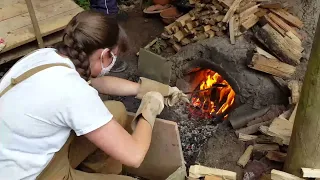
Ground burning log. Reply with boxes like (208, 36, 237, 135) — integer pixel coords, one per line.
(237, 145, 253, 167)
(229, 106, 270, 129)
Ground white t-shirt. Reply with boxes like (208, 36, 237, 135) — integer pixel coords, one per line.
(0, 48, 113, 180)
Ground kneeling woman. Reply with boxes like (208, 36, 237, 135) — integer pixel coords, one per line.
(0, 10, 188, 180)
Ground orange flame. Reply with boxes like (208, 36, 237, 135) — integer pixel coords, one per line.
(190, 70, 236, 119)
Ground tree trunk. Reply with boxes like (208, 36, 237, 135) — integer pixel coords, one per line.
(284, 14, 320, 176)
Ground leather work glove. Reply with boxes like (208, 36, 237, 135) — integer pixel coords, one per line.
(136, 77, 190, 107)
(132, 91, 164, 130)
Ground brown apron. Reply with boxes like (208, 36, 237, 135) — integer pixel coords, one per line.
(0, 63, 135, 180)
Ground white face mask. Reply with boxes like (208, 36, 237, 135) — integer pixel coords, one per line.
(98, 48, 117, 77)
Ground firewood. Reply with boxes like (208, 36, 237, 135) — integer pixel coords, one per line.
(205, 30, 215, 38)
(161, 32, 172, 40)
(266, 151, 287, 162)
(212, 0, 224, 11)
(193, 21, 200, 27)
(164, 22, 178, 35)
(167, 38, 176, 45)
(284, 36, 304, 53)
(208, 19, 216, 26)
(248, 53, 296, 79)
(253, 144, 280, 152)
(235, 120, 272, 135)
(229, 16, 235, 44)
(301, 168, 320, 178)
(240, 4, 259, 23)
(181, 38, 191, 46)
(218, 0, 234, 8)
(171, 25, 180, 34)
(211, 26, 220, 32)
(271, 76, 290, 95)
(289, 104, 298, 123)
(223, 0, 243, 23)
(204, 175, 222, 180)
(285, 31, 302, 45)
(176, 13, 192, 27)
(262, 14, 286, 36)
(241, 14, 259, 32)
(190, 29, 197, 34)
(233, 14, 242, 36)
(189, 165, 237, 179)
(230, 106, 270, 129)
(255, 46, 276, 59)
(260, 2, 282, 9)
(214, 15, 225, 22)
(238, 133, 258, 141)
(259, 126, 290, 146)
(269, 117, 293, 138)
(237, 145, 253, 167)
(217, 22, 223, 28)
(247, 105, 285, 127)
(200, 10, 212, 17)
(288, 80, 301, 105)
(253, 24, 302, 66)
(237, 2, 257, 13)
(172, 43, 181, 52)
(255, 135, 283, 145)
(255, 8, 268, 18)
(189, 0, 196, 5)
(192, 33, 208, 42)
(182, 28, 190, 35)
(271, 170, 305, 180)
(202, 25, 212, 32)
(136, 38, 159, 56)
(270, 9, 303, 29)
(186, 22, 194, 30)
(216, 31, 224, 36)
(268, 13, 302, 40)
(173, 31, 186, 42)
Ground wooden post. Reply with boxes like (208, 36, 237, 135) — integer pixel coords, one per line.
(25, 0, 44, 48)
(284, 13, 320, 176)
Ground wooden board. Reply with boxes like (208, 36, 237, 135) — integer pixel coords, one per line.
(124, 113, 185, 180)
(1, 7, 83, 54)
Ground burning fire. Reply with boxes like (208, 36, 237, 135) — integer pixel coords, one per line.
(190, 69, 236, 119)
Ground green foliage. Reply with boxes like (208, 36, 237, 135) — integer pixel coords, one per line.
(74, 0, 90, 10)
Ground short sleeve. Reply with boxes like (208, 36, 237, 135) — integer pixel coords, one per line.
(62, 79, 113, 136)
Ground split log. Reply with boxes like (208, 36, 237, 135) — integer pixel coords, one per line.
(247, 105, 285, 127)
(269, 117, 293, 138)
(176, 13, 191, 27)
(270, 9, 303, 29)
(171, 25, 180, 34)
(237, 2, 257, 13)
(181, 38, 191, 46)
(216, 31, 224, 36)
(259, 126, 290, 146)
(271, 170, 305, 180)
(161, 32, 172, 40)
(263, 14, 286, 36)
(237, 145, 253, 167)
(208, 19, 216, 26)
(189, 0, 195, 5)
(218, 0, 234, 8)
(229, 16, 236, 44)
(270, 76, 290, 95)
(238, 133, 258, 141)
(253, 24, 302, 66)
(212, 0, 224, 11)
(164, 22, 178, 35)
(253, 144, 280, 152)
(288, 80, 301, 105)
(202, 25, 212, 32)
(288, 104, 298, 123)
(248, 53, 296, 79)
(229, 106, 270, 129)
(204, 175, 222, 180)
(214, 15, 225, 22)
(266, 151, 287, 162)
(260, 2, 282, 9)
(186, 22, 194, 30)
(136, 38, 158, 56)
(182, 28, 190, 35)
(255, 135, 283, 145)
(235, 120, 272, 135)
(222, 0, 243, 23)
(205, 30, 215, 38)
(192, 21, 200, 27)
(172, 43, 182, 52)
(268, 13, 302, 39)
(278, 109, 293, 120)
(189, 165, 237, 179)
(211, 26, 220, 32)
(255, 46, 275, 59)
(173, 31, 186, 42)
(286, 31, 302, 45)
(284, 36, 304, 53)
(241, 14, 259, 32)
(239, 4, 259, 24)
(255, 8, 268, 18)
(301, 168, 320, 178)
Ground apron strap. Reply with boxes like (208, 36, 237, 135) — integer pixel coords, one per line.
(0, 63, 71, 98)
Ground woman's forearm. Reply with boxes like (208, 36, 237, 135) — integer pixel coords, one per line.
(90, 76, 140, 96)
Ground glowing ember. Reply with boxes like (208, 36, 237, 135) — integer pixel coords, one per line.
(189, 69, 236, 119)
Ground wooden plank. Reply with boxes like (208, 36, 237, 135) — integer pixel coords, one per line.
(248, 53, 296, 79)
(271, 169, 305, 180)
(222, 0, 243, 23)
(269, 117, 293, 137)
(237, 1, 257, 13)
(268, 13, 302, 40)
(301, 168, 320, 178)
(237, 145, 253, 167)
(0, 31, 63, 65)
(0, 0, 79, 36)
(270, 9, 303, 29)
(229, 16, 235, 44)
(1, 7, 83, 54)
(189, 165, 237, 179)
(124, 113, 185, 180)
(0, 0, 63, 21)
(0, 0, 23, 8)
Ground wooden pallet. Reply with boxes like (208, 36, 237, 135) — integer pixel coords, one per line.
(0, 0, 83, 64)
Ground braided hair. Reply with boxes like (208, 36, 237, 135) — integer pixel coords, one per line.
(54, 10, 128, 80)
